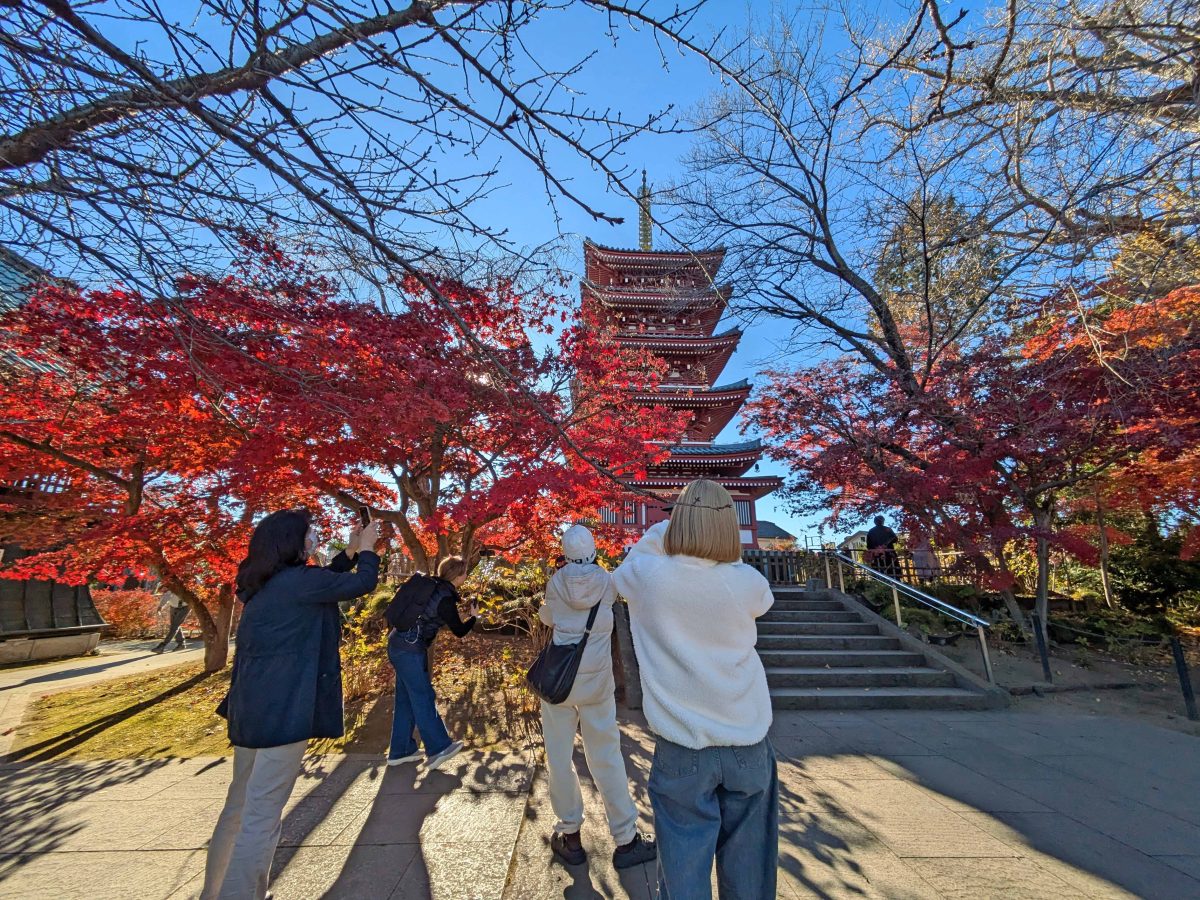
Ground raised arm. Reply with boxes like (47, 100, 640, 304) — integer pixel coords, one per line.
(301, 551, 380, 604)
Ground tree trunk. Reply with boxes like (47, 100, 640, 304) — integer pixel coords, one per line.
(993, 541, 1029, 638)
(1096, 496, 1115, 609)
(1033, 504, 1053, 646)
(201, 585, 235, 673)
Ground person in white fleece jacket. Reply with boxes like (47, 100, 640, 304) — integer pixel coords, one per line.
(613, 479, 778, 900)
(538, 525, 656, 871)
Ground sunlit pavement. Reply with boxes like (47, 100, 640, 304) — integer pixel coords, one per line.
(1, 705, 1199, 898)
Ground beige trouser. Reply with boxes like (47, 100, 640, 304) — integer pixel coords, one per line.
(201, 740, 307, 900)
(541, 694, 639, 844)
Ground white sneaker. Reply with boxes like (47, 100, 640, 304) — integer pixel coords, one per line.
(387, 752, 423, 767)
(424, 740, 464, 771)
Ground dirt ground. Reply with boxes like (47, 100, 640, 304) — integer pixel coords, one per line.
(940, 635, 1200, 738)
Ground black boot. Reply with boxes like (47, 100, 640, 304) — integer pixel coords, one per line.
(550, 831, 586, 866)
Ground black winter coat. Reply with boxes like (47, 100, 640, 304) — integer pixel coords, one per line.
(218, 550, 379, 748)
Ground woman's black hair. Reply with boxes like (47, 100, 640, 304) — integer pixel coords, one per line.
(235, 508, 312, 602)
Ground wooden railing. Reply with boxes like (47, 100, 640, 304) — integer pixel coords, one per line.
(741, 549, 825, 586)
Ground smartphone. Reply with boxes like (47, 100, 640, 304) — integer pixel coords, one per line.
(358, 506, 371, 527)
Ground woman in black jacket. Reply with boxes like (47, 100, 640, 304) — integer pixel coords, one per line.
(202, 508, 380, 900)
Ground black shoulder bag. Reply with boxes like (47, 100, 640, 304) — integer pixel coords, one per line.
(525, 602, 600, 704)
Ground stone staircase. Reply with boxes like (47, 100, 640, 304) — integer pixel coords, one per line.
(758, 587, 1002, 710)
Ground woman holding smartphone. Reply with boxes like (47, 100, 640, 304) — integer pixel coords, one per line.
(202, 508, 381, 900)
(613, 479, 778, 899)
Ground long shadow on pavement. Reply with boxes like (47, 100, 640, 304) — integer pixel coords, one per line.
(770, 710, 1200, 900)
(0, 756, 177, 887)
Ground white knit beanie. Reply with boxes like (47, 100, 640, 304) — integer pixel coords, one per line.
(561, 524, 597, 564)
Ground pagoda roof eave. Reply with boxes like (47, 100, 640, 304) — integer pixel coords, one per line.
(584, 238, 725, 262)
(616, 327, 742, 352)
(581, 280, 733, 307)
(636, 378, 750, 399)
(630, 475, 784, 501)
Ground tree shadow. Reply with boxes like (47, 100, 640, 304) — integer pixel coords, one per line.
(301, 753, 536, 899)
(4, 672, 211, 762)
(0, 756, 175, 885)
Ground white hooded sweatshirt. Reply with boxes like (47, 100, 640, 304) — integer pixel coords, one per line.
(612, 520, 775, 749)
(538, 562, 617, 707)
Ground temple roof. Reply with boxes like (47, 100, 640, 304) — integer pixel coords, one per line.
(634, 474, 784, 500)
(581, 280, 732, 307)
(584, 239, 726, 274)
(645, 438, 766, 477)
(668, 438, 763, 456)
(617, 327, 742, 353)
(0, 246, 49, 314)
(634, 379, 750, 405)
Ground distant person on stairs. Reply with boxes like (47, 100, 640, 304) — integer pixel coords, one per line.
(865, 515, 900, 578)
(613, 479, 778, 900)
(539, 524, 657, 870)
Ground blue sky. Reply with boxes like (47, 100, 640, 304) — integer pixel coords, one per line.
(446, 2, 849, 541)
(53, 1, 967, 543)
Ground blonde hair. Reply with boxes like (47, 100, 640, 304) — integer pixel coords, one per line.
(437, 555, 468, 581)
(663, 479, 742, 563)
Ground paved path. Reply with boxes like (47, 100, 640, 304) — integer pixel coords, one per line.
(1, 708, 1198, 898)
(0, 641, 206, 757)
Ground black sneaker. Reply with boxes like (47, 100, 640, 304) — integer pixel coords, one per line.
(151, 645, 166, 654)
(550, 831, 586, 866)
(613, 832, 656, 870)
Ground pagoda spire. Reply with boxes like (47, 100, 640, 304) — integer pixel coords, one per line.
(637, 169, 652, 251)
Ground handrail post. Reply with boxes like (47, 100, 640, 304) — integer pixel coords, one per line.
(823, 552, 832, 591)
(891, 585, 903, 628)
(976, 625, 995, 685)
(1170, 636, 1198, 721)
(837, 558, 845, 593)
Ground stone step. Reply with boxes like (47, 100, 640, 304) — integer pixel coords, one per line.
(769, 686, 994, 710)
(757, 649, 928, 668)
(760, 610, 862, 624)
(765, 666, 958, 688)
(756, 634, 901, 651)
(756, 621, 878, 636)
(770, 600, 846, 612)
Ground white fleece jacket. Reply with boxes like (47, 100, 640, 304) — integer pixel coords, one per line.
(538, 562, 616, 707)
(612, 521, 775, 749)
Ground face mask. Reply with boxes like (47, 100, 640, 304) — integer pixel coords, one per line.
(303, 526, 321, 559)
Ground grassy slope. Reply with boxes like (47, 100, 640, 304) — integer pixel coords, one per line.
(9, 632, 540, 761)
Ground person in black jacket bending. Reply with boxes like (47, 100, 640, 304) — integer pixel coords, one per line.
(202, 508, 380, 900)
(386, 555, 477, 770)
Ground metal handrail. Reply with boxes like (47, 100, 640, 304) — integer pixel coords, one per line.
(822, 550, 996, 684)
(831, 551, 990, 629)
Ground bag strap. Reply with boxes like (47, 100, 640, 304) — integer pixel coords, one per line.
(583, 600, 601, 633)
(573, 600, 602, 654)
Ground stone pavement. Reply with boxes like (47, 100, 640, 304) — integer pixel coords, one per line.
(1, 708, 1198, 899)
(0, 640, 207, 758)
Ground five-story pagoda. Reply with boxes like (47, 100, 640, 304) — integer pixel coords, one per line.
(582, 173, 781, 546)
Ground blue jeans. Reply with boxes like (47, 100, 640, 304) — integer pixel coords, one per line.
(387, 643, 452, 759)
(648, 736, 778, 900)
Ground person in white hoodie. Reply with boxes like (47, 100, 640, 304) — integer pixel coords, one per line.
(539, 524, 657, 870)
(612, 479, 778, 900)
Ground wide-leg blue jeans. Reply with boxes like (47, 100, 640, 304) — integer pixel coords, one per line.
(387, 643, 452, 759)
(648, 736, 778, 900)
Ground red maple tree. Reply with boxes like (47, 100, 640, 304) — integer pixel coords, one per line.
(0, 238, 678, 670)
(748, 281, 1200, 628)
